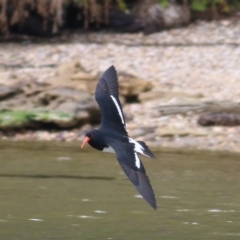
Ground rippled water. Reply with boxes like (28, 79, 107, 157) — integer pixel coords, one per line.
(0, 141, 240, 240)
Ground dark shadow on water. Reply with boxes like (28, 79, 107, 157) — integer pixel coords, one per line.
(0, 173, 115, 180)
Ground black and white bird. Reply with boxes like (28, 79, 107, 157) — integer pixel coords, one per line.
(81, 65, 157, 210)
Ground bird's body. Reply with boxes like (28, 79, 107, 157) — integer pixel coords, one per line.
(81, 66, 157, 209)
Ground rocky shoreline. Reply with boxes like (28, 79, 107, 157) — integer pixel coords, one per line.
(1, 19, 240, 153)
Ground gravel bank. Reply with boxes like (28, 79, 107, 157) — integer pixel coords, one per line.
(1, 19, 240, 152)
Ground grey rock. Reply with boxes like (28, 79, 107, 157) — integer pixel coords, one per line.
(0, 85, 22, 100)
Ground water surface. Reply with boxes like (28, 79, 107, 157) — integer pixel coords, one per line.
(0, 141, 240, 239)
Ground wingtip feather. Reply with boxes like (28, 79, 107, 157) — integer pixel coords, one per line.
(135, 171, 157, 210)
(102, 65, 117, 77)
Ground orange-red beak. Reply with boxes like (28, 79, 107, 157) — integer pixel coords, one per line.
(81, 136, 90, 148)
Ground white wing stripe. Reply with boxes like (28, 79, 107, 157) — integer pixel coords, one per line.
(110, 95, 125, 125)
(134, 152, 141, 168)
(129, 138, 149, 157)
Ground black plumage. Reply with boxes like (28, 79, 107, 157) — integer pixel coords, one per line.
(81, 66, 157, 210)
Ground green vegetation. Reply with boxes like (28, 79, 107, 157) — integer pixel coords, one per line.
(158, 0, 170, 8)
(158, 0, 238, 12)
(191, 0, 231, 12)
(0, 0, 239, 36)
(117, 0, 128, 11)
(0, 110, 73, 129)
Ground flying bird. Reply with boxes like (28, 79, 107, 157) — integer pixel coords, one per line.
(81, 66, 157, 209)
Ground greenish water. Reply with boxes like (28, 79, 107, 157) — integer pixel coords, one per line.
(0, 141, 240, 240)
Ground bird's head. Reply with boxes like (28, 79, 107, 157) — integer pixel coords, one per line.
(81, 130, 96, 148)
(81, 130, 108, 151)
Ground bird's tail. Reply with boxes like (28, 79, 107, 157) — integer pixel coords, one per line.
(137, 141, 155, 158)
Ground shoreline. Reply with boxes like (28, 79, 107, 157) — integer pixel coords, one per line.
(1, 19, 240, 153)
(1, 135, 240, 157)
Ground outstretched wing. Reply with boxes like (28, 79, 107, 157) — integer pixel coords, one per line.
(95, 66, 127, 135)
(110, 142, 157, 210)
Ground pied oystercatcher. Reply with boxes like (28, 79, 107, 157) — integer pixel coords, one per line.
(81, 66, 157, 209)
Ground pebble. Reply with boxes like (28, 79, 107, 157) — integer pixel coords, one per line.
(1, 20, 240, 152)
